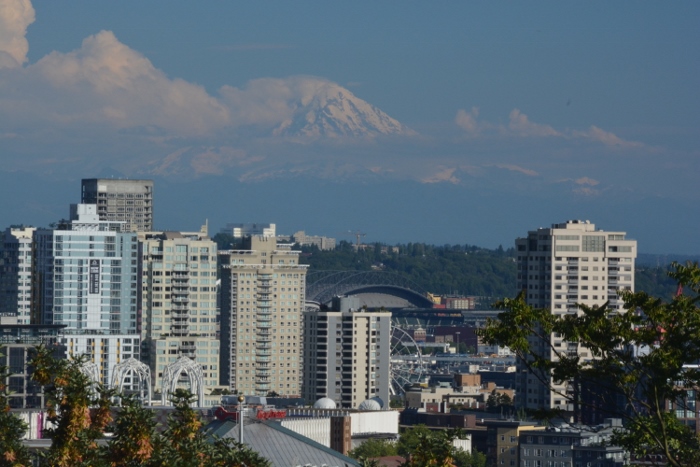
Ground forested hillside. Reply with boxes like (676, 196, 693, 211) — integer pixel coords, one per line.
(300, 241, 518, 299)
(212, 234, 682, 303)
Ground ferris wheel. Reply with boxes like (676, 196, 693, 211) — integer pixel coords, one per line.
(389, 325, 425, 395)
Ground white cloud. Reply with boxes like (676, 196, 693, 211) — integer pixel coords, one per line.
(0, 2, 409, 142)
(0, 20, 405, 142)
(580, 125, 646, 149)
(455, 107, 480, 135)
(454, 108, 649, 152)
(0, 0, 34, 68)
(506, 109, 560, 137)
(421, 167, 460, 184)
(29, 30, 231, 135)
(220, 78, 297, 127)
(574, 176, 599, 186)
(493, 163, 539, 177)
(555, 177, 602, 196)
(572, 186, 599, 196)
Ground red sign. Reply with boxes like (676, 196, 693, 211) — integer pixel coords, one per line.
(214, 406, 239, 422)
(256, 409, 287, 420)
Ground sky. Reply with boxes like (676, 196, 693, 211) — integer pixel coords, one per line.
(1, 1, 699, 254)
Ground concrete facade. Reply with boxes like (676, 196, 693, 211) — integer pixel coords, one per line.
(302, 305, 391, 409)
(0, 324, 65, 409)
(519, 420, 628, 467)
(81, 178, 154, 232)
(138, 229, 220, 392)
(515, 220, 636, 414)
(0, 227, 35, 324)
(291, 231, 336, 250)
(482, 420, 545, 467)
(219, 236, 307, 397)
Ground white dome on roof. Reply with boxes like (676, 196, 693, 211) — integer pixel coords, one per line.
(370, 396, 385, 408)
(313, 397, 337, 409)
(358, 399, 382, 411)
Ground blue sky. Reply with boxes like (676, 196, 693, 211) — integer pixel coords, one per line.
(25, 1, 699, 127)
(1, 1, 699, 253)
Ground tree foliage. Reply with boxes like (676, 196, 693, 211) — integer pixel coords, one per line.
(26, 348, 270, 467)
(397, 426, 484, 467)
(302, 242, 517, 299)
(31, 345, 114, 467)
(0, 348, 31, 467)
(485, 390, 514, 416)
(479, 262, 700, 467)
(349, 438, 398, 459)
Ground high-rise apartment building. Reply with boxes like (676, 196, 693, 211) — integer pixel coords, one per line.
(0, 227, 35, 324)
(302, 296, 391, 409)
(219, 236, 307, 397)
(515, 220, 636, 414)
(32, 204, 140, 385)
(81, 179, 154, 232)
(138, 229, 219, 391)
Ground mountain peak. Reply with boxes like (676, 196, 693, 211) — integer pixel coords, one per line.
(273, 81, 412, 139)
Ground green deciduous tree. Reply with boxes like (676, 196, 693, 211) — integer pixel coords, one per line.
(397, 425, 432, 458)
(479, 262, 700, 467)
(452, 448, 486, 467)
(398, 427, 481, 467)
(485, 390, 514, 417)
(349, 438, 398, 459)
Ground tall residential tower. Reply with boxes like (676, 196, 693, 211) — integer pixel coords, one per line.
(219, 236, 307, 397)
(0, 227, 35, 324)
(515, 220, 636, 414)
(303, 296, 391, 409)
(81, 179, 154, 232)
(138, 229, 219, 390)
(32, 204, 140, 385)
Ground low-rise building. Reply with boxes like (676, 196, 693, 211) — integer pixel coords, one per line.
(482, 419, 546, 467)
(520, 419, 628, 467)
(291, 230, 336, 250)
(0, 323, 65, 409)
(405, 375, 513, 411)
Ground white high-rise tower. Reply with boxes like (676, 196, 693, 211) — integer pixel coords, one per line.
(515, 220, 636, 414)
(32, 204, 140, 385)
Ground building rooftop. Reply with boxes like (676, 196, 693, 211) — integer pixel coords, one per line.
(205, 418, 359, 467)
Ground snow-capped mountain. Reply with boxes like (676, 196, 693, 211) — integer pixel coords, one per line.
(272, 81, 413, 139)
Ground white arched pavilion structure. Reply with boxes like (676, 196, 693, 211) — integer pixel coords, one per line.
(111, 358, 153, 405)
(161, 356, 205, 407)
(78, 360, 101, 384)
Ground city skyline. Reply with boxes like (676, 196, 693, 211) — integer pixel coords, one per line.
(0, 1, 698, 254)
